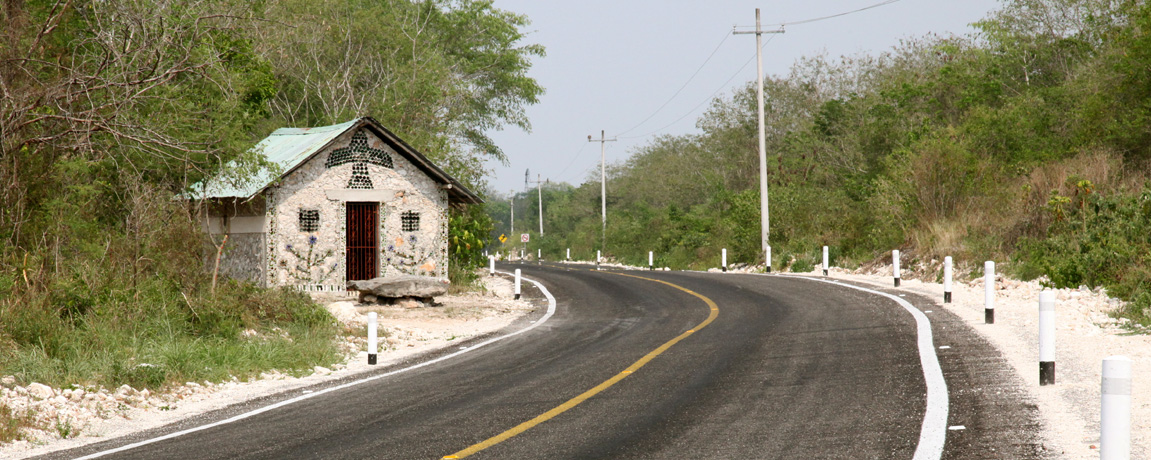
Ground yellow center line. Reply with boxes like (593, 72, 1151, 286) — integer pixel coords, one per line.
(443, 271, 718, 459)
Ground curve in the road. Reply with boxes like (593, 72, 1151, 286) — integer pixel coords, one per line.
(784, 275, 948, 460)
(443, 271, 719, 459)
(72, 270, 557, 460)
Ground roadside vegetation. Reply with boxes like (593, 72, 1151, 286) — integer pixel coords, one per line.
(492, 0, 1151, 326)
(0, 0, 536, 440)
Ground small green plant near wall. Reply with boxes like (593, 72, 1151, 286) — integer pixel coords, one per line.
(791, 256, 815, 273)
(1, 403, 34, 443)
(54, 416, 78, 439)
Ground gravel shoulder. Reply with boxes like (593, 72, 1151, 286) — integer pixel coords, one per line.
(1, 274, 535, 459)
(792, 265, 1150, 459)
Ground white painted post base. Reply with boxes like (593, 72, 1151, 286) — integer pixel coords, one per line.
(367, 312, 378, 365)
(1101, 356, 1132, 460)
(893, 250, 901, 287)
(1039, 290, 1055, 385)
(765, 246, 772, 273)
(943, 256, 953, 303)
(514, 269, 522, 300)
(822, 246, 829, 276)
(985, 261, 995, 324)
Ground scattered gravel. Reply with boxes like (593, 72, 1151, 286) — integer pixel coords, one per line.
(798, 262, 1149, 459)
(1, 275, 534, 459)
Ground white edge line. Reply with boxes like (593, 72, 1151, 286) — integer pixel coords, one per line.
(75, 271, 557, 460)
(763, 274, 949, 460)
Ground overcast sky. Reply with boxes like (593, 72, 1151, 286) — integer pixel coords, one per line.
(484, 0, 1004, 195)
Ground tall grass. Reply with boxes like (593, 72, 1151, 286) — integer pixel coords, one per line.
(0, 281, 343, 389)
(0, 188, 344, 390)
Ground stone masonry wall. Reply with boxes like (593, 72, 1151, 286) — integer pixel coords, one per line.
(205, 198, 267, 286)
(267, 127, 448, 290)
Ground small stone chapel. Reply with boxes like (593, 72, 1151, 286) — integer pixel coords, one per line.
(191, 117, 482, 291)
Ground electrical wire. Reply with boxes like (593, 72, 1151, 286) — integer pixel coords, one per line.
(553, 142, 590, 183)
(555, 0, 901, 176)
(616, 31, 732, 137)
(761, 0, 901, 27)
(619, 34, 778, 140)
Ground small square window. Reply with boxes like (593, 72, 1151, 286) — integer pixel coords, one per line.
(299, 209, 320, 232)
(401, 211, 420, 232)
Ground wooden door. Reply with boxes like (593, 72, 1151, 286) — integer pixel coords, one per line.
(346, 202, 378, 281)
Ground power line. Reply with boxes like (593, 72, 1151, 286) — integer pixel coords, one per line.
(553, 142, 590, 183)
(616, 31, 732, 137)
(763, 0, 901, 27)
(620, 34, 779, 140)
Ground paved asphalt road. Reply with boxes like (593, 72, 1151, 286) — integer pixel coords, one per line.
(42, 264, 1047, 459)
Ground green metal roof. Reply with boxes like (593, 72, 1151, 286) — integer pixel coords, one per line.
(186, 118, 481, 205)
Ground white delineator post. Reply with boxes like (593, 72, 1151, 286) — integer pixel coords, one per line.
(538, 249, 541, 265)
(985, 261, 995, 324)
(822, 246, 829, 276)
(649, 251, 654, 271)
(893, 250, 901, 287)
(367, 312, 378, 365)
(489, 255, 495, 277)
(514, 269, 522, 300)
(722, 248, 728, 272)
(1101, 356, 1132, 460)
(943, 256, 953, 303)
(596, 250, 601, 271)
(566, 248, 570, 261)
(1039, 290, 1056, 385)
(765, 245, 772, 273)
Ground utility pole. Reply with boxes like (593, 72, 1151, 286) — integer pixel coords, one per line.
(528, 174, 548, 235)
(588, 130, 616, 254)
(734, 8, 784, 268)
(509, 189, 514, 239)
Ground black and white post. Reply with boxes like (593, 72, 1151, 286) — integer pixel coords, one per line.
(649, 251, 654, 271)
(537, 249, 541, 265)
(765, 245, 772, 273)
(722, 248, 728, 272)
(893, 250, 901, 287)
(489, 255, 495, 277)
(514, 269, 522, 300)
(596, 250, 601, 271)
(566, 248, 570, 261)
(822, 246, 829, 276)
(943, 256, 953, 303)
(367, 312, 378, 365)
(1039, 290, 1056, 385)
(985, 261, 995, 324)
(1101, 355, 1132, 460)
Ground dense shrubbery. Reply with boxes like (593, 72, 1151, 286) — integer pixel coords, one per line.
(0, 0, 538, 397)
(493, 0, 1151, 326)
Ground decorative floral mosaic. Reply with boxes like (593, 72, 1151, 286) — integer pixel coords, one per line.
(284, 235, 338, 283)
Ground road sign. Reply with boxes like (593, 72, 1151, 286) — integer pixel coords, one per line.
(521, 233, 530, 243)
(499, 234, 507, 243)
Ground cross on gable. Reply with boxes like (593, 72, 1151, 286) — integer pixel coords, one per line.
(324, 130, 394, 189)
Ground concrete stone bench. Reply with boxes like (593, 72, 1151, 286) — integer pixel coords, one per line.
(347, 275, 449, 305)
